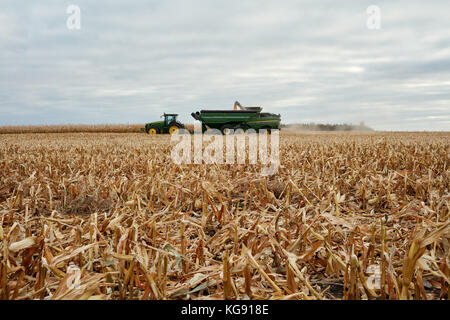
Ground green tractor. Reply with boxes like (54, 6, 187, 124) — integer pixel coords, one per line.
(142, 113, 185, 135)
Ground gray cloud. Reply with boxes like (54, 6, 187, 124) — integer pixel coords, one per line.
(0, 0, 449, 130)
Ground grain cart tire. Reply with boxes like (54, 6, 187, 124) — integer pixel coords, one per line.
(261, 126, 272, 134)
(220, 124, 234, 135)
(148, 127, 159, 135)
(234, 126, 246, 135)
(168, 123, 181, 135)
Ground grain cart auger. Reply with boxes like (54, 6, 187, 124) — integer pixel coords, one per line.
(191, 101, 281, 134)
(141, 113, 185, 134)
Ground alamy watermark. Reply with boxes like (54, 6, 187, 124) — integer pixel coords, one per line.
(366, 5, 381, 30)
(66, 262, 81, 290)
(66, 5, 81, 30)
(170, 123, 280, 176)
(65, 5, 379, 31)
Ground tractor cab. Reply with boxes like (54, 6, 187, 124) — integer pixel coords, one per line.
(163, 113, 179, 126)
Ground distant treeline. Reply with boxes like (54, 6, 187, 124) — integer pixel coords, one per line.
(281, 122, 374, 132)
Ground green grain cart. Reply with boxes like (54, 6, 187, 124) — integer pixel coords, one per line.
(191, 101, 281, 134)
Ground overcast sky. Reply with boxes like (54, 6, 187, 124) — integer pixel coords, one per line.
(1, 1, 449, 130)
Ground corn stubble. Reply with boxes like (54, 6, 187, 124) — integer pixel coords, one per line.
(0, 131, 449, 300)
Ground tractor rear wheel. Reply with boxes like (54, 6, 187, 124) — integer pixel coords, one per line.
(168, 124, 181, 135)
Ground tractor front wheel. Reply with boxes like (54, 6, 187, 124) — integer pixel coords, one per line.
(148, 127, 159, 134)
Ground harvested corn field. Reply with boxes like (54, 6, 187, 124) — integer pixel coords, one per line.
(0, 131, 449, 300)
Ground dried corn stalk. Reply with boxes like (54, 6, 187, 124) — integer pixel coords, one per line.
(0, 131, 448, 300)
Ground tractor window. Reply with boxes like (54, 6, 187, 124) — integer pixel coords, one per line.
(165, 115, 176, 124)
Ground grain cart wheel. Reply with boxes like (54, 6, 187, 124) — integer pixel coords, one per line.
(148, 127, 159, 135)
(168, 124, 181, 135)
(234, 126, 246, 135)
(261, 126, 272, 134)
(220, 124, 234, 135)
